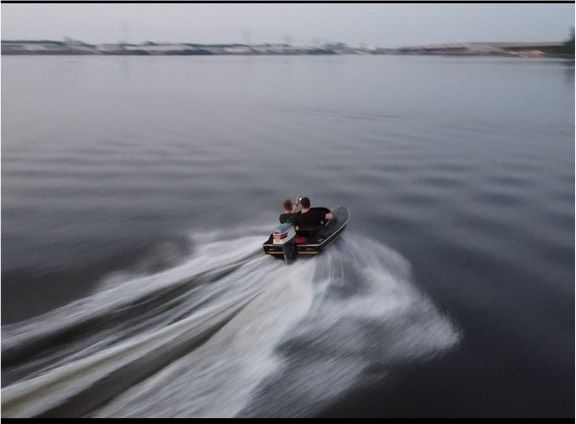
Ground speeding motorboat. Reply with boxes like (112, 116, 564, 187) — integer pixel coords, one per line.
(263, 206, 350, 263)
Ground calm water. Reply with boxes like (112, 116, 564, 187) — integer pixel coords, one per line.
(2, 55, 574, 418)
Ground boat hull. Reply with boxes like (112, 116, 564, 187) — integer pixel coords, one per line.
(263, 206, 349, 258)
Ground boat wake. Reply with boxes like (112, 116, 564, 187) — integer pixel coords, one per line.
(2, 230, 460, 418)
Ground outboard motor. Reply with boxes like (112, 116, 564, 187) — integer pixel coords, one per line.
(272, 223, 297, 264)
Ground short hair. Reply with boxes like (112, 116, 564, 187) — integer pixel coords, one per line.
(300, 197, 311, 208)
(283, 199, 293, 211)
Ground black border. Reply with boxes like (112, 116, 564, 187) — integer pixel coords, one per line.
(1, 1, 575, 4)
(1, 416, 575, 422)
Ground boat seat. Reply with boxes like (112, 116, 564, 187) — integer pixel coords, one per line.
(294, 236, 308, 245)
(295, 224, 322, 238)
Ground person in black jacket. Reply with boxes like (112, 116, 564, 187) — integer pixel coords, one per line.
(296, 197, 333, 226)
(293, 197, 333, 239)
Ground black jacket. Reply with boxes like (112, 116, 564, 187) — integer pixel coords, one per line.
(279, 212, 300, 224)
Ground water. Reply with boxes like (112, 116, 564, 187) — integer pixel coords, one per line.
(2, 55, 574, 417)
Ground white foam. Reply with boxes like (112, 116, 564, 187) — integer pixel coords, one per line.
(2, 232, 460, 418)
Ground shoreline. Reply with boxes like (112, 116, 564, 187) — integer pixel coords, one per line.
(2, 52, 574, 59)
(3, 39, 573, 59)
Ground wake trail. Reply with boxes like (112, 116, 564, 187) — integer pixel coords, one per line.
(2, 231, 460, 418)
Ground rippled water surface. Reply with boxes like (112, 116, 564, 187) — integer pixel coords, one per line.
(2, 56, 574, 417)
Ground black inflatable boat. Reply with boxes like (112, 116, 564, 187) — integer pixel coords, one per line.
(263, 206, 350, 261)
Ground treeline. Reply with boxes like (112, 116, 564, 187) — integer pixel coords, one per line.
(562, 27, 575, 57)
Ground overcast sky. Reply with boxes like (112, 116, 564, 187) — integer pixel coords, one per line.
(2, 4, 574, 47)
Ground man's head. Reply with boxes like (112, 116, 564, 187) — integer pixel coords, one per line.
(283, 199, 293, 212)
(300, 197, 311, 209)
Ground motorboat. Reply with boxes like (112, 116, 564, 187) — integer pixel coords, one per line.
(263, 206, 350, 263)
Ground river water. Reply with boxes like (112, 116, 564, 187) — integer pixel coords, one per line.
(2, 55, 574, 418)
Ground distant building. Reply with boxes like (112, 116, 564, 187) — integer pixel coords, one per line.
(322, 42, 351, 54)
(222, 46, 252, 54)
(2, 39, 97, 55)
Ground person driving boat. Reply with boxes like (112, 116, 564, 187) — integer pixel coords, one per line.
(296, 197, 333, 226)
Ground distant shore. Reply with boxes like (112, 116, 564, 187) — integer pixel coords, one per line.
(2, 39, 574, 58)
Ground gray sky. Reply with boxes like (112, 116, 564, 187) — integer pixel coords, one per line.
(2, 4, 574, 47)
